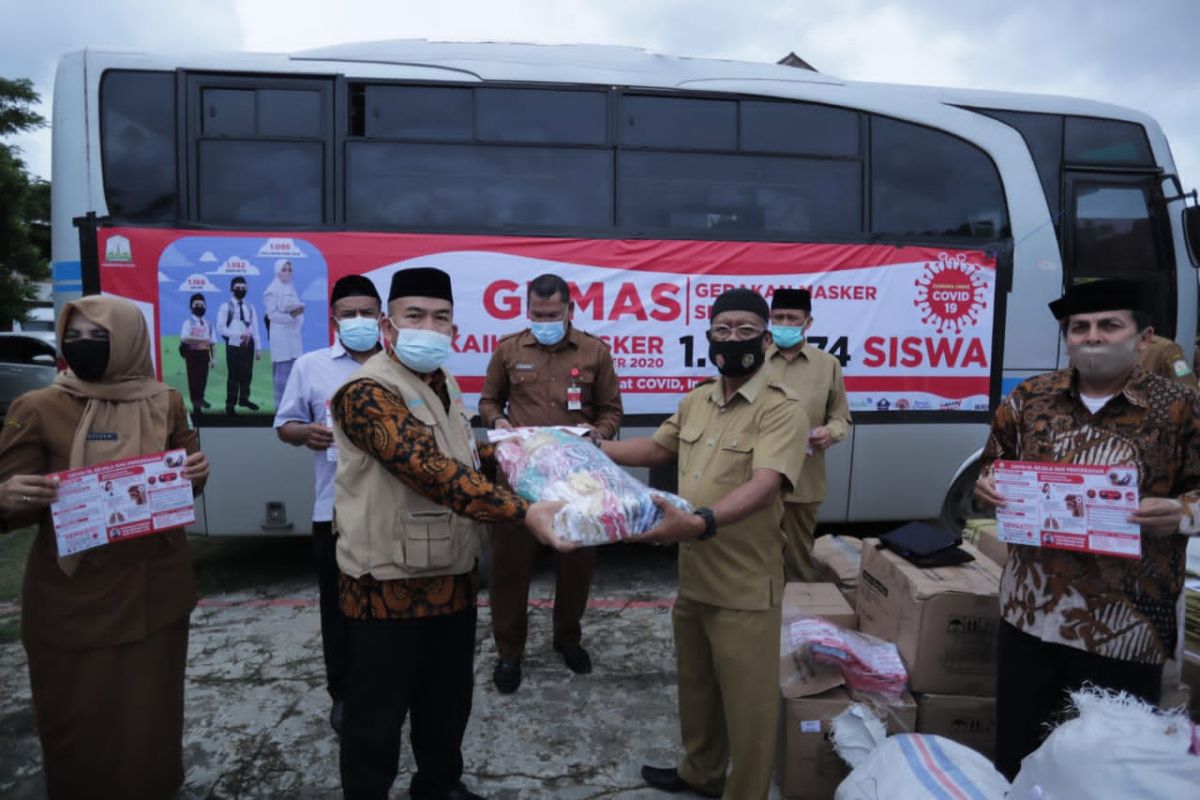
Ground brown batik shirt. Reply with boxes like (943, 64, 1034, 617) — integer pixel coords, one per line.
(980, 366, 1200, 664)
(333, 367, 530, 620)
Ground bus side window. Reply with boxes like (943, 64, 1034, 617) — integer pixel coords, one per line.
(100, 70, 178, 222)
(870, 117, 1009, 240)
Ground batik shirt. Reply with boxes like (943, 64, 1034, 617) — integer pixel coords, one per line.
(333, 369, 529, 620)
(980, 366, 1200, 664)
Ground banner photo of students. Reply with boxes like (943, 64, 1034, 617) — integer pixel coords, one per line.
(98, 227, 997, 419)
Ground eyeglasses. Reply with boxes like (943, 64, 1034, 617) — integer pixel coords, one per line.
(709, 324, 765, 341)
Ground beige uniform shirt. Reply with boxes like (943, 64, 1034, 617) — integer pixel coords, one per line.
(1138, 334, 1198, 389)
(652, 367, 808, 611)
(478, 325, 623, 439)
(765, 343, 852, 503)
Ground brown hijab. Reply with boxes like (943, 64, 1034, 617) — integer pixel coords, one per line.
(53, 296, 172, 573)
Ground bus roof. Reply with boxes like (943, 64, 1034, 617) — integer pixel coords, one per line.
(66, 40, 1156, 127)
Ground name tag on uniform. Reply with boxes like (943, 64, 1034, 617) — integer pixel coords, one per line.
(515, 362, 535, 371)
(566, 384, 582, 411)
(87, 432, 118, 441)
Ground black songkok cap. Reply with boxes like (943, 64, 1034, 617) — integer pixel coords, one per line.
(331, 274, 381, 306)
(771, 288, 811, 312)
(388, 267, 453, 304)
(1048, 279, 1143, 320)
(711, 288, 769, 322)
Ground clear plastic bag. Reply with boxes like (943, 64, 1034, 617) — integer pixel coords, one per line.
(494, 427, 691, 545)
(789, 617, 909, 702)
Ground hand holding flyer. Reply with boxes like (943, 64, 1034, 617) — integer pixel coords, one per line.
(993, 460, 1141, 559)
(48, 449, 196, 556)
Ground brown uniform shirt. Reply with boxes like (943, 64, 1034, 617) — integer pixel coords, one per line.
(1138, 334, 1198, 388)
(765, 343, 852, 503)
(478, 325, 623, 438)
(652, 367, 808, 611)
(0, 386, 205, 650)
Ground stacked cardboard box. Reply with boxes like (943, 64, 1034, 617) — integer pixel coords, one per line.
(811, 535, 862, 610)
(915, 693, 996, 760)
(962, 518, 1007, 567)
(857, 539, 1002, 696)
(777, 686, 917, 800)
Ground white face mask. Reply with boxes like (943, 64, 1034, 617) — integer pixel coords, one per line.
(390, 324, 452, 373)
(1068, 336, 1140, 383)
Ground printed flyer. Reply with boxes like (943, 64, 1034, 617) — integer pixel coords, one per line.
(993, 460, 1141, 559)
(49, 449, 196, 556)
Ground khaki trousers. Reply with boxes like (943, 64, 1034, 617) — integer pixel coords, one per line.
(490, 520, 596, 660)
(673, 595, 781, 800)
(781, 501, 823, 582)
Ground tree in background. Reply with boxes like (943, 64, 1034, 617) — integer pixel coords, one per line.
(0, 77, 50, 328)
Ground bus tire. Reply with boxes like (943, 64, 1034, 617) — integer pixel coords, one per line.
(939, 461, 992, 534)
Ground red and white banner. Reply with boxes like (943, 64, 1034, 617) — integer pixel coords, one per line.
(98, 228, 997, 416)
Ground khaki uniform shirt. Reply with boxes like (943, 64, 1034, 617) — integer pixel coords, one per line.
(478, 325, 623, 438)
(1138, 334, 1198, 388)
(765, 343, 852, 503)
(652, 367, 808, 611)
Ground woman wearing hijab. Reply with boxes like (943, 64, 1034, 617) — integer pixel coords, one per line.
(263, 258, 306, 407)
(0, 295, 210, 800)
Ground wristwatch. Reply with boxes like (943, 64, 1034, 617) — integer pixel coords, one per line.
(693, 507, 717, 540)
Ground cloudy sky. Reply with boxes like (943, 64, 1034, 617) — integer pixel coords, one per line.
(5, 0, 1198, 190)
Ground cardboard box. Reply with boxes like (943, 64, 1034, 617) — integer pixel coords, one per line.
(777, 687, 917, 800)
(779, 585, 858, 699)
(857, 539, 1002, 695)
(962, 518, 1008, 567)
(812, 535, 863, 609)
(915, 693, 997, 759)
(782, 582, 857, 630)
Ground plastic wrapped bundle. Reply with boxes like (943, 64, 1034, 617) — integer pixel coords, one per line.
(789, 617, 909, 701)
(494, 427, 692, 545)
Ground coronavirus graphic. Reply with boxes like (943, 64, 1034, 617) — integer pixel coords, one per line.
(914, 253, 989, 334)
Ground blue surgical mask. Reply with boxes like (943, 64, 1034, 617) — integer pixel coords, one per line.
(392, 326, 452, 374)
(530, 320, 566, 346)
(770, 324, 805, 350)
(337, 316, 379, 353)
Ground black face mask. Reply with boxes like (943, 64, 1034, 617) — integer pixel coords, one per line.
(232, 287, 247, 299)
(62, 339, 110, 381)
(708, 333, 766, 377)
(192, 304, 206, 316)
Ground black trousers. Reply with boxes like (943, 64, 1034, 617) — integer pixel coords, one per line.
(312, 522, 348, 702)
(340, 605, 477, 800)
(224, 343, 254, 406)
(995, 621, 1162, 780)
(182, 348, 210, 410)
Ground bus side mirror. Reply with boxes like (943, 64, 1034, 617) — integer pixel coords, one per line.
(1185, 205, 1200, 267)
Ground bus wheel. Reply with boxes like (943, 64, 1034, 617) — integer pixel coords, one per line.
(939, 461, 992, 534)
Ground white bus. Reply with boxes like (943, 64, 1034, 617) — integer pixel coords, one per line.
(49, 41, 1200, 536)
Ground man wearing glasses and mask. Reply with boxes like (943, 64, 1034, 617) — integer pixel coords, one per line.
(602, 288, 807, 800)
(478, 273, 623, 694)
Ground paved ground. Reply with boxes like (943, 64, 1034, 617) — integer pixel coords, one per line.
(0, 543, 786, 799)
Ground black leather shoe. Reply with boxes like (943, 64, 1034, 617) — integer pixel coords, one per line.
(201, 400, 212, 409)
(493, 659, 521, 694)
(555, 643, 592, 675)
(225, 404, 236, 416)
(329, 700, 344, 736)
(239, 400, 260, 411)
(640, 765, 721, 797)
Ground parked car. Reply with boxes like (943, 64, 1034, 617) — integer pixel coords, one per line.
(12, 306, 57, 347)
(0, 332, 59, 419)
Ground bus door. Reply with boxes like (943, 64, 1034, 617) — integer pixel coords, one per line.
(1062, 170, 1176, 338)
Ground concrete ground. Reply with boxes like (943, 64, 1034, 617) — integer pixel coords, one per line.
(0, 544, 785, 799)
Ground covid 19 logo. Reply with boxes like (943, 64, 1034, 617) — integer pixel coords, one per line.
(914, 253, 989, 334)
